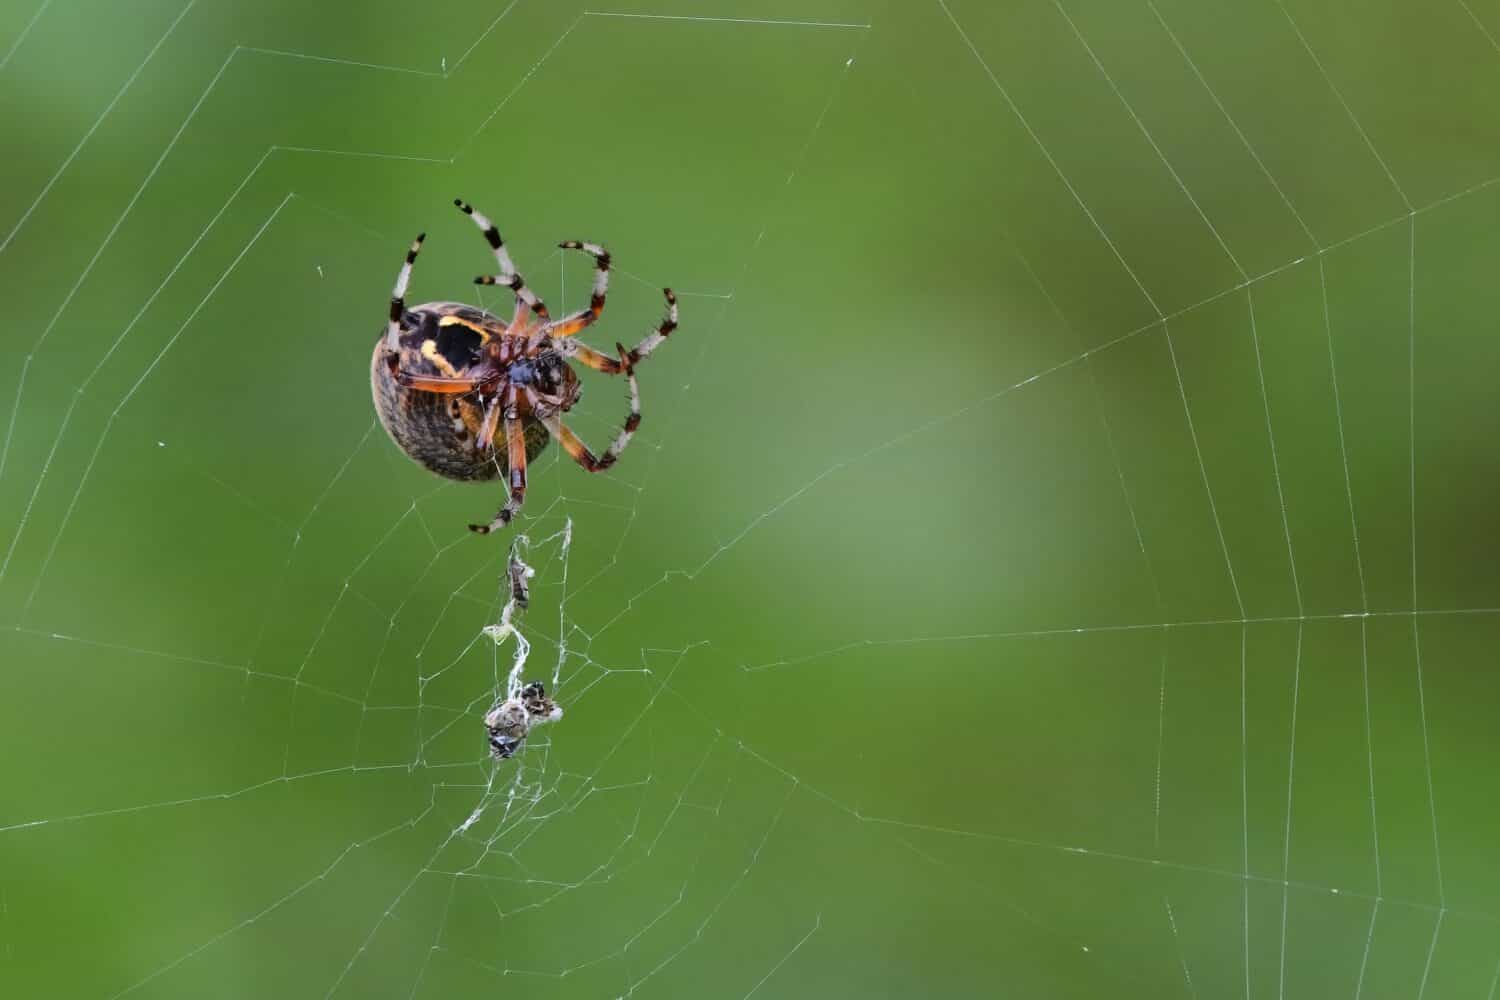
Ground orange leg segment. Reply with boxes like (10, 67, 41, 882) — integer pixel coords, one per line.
(470, 392, 529, 534)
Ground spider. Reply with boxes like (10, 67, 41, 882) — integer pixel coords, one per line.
(371, 199, 679, 533)
(485, 681, 563, 759)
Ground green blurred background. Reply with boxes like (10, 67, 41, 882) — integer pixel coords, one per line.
(3, 0, 1499, 995)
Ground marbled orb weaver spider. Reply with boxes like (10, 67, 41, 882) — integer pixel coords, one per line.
(371, 199, 679, 534)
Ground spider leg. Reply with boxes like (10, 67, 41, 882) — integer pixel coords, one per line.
(386, 232, 425, 352)
(540, 240, 611, 338)
(391, 368, 487, 394)
(476, 392, 503, 452)
(522, 384, 564, 410)
(554, 337, 624, 374)
(540, 345, 640, 472)
(601, 344, 642, 466)
(538, 414, 605, 472)
(455, 198, 550, 324)
(621, 288, 678, 365)
(474, 272, 548, 327)
(471, 388, 529, 534)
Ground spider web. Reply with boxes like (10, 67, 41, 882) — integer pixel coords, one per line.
(3, 0, 1500, 997)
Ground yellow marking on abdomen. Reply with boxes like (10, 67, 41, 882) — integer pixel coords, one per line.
(437, 314, 499, 341)
(420, 339, 460, 377)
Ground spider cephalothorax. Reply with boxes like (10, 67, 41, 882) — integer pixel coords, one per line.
(371, 199, 680, 533)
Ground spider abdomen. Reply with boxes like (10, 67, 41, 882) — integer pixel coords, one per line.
(370, 303, 550, 482)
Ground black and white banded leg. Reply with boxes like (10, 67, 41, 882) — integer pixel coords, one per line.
(386, 232, 425, 353)
(601, 342, 642, 467)
(539, 344, 641, 473)
(622, 288, 678, 365)
(542, 240, 611, 338)
(474, 272, 548, 326)
(455, 198, 550, 323)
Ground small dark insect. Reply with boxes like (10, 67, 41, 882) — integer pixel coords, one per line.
(507, 550, 533, 611)
(371, 199, 680, 534)
(485, 681, 563, 759)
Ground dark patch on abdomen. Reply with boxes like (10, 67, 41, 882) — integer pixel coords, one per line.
(434, 322, 483, 371)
